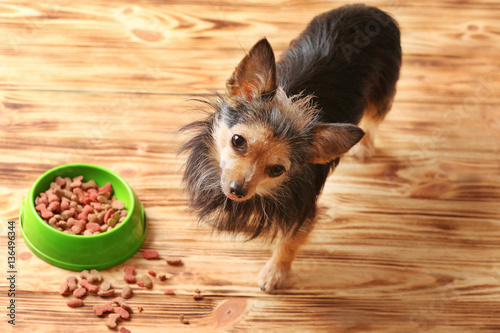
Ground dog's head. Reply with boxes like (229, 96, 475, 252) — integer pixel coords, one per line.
(214, 39, 364, 202)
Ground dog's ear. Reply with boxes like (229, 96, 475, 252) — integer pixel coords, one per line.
(226, 38, 277, 102)
(307, 124, 365, 164)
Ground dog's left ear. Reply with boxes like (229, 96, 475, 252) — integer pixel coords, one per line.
(226, 38, 277, 102)
(307, 124, 365, 164)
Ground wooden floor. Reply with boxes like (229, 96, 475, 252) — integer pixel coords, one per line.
(1, 0, 499, 332)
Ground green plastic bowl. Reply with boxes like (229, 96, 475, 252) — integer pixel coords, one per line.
(20, 163, 147, 271)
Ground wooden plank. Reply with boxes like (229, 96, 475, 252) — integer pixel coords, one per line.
(1, 0, 500, 331)
(0, 1, 499, 103)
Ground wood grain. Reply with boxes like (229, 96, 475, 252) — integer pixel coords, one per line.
(1, 0, 500, 332)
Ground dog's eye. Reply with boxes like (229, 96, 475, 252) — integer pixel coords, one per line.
(267, 165, 286, 177)
(231, 134, 247, 150)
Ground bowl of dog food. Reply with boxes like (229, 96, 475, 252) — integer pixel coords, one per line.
(20, 163, 147, 271)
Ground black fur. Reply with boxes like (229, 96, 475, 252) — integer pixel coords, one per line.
(180, 4, 401, 240)
(278, 4, 401, 124)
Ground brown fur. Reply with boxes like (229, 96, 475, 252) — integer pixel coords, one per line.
(180, 4, 401, 293)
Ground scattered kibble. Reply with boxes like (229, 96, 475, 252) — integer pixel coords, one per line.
(121, 285, 133, 299)
(137, 275, 153, 289)
(166, 257, 183, 266)
(124, 265, 136, 283)
(93, 302, 114, 317)
(143, 249, 160, 260)
(73, 287, 87, 298)
(105, 313, 121, 329)
(179, 314, 189, 325)
(114, 306, 130, 319)
(66, 298, 84, 308)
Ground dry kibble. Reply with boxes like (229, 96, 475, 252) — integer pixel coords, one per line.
(73, 287, 87, 298)
(93, 302, 114, 316)
(100, 280, 112, 291)
(80, 270, 98, 283)
(80, 279, 99, 293)
(124, 265, 136, 283)
(121, 285, 133, 299)
(59, 281, 70, 295)
(112, 200, 125, 210)
(97, 289, 115, 297)
(143, 249, 159, 260)
(105, 313, 120, 329)
(166, 257, 183, 266)
(82, 179, 97, 190)
(120, 327, 132, 333)
(66, 298, 84, 308)
(113, 297, 133, 313)
(179, 314, 189, 325)
(107, 213, 120, 227)
(35, 175, 128, 235)
(114, 306, 130, 319)
(137, 275, 153, 289)
(66, 276, 79, 292)
(90, 269, 102, 282)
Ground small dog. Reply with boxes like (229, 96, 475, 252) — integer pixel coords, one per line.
(180, 4, 401, 293)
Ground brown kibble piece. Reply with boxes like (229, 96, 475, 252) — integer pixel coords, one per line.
(82, 180, 97, 190)
(179, 314, 189, 325)
(36, 176, 127, 235)
(164, 289, 175, 295)
(193, 293, 204, 301)
(120, 327, 131, 333)
(148, 270, 156, 277)
(137, 306, 143, 312)
(124, 265, 136, 283)
(121, 285, 133, 299)
(143, 249, 160, 260)
(73, 287, 87, 298)
(66, 298, 84, 308)
(66, 276, 79, 292)
(112, 199, 125, 210)
(138, 275, 153, 289)
(100, 280, 112, 291)
(105, 313, 120, 329)
(60, 281, 70, 295)
(80, 270, 98, 283)
(80, 279, 99, 293)
(158, 272, 173, 281)
(90, 269, 102, 282)
(166, 257, 183, 266)
(98, 289, 115, 297)
(113, 297, 133, 312)
(93, 302, 114, 316)
(114, 306, 130, 319)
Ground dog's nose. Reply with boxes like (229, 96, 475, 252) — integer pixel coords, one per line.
(229, 180, 248, 199)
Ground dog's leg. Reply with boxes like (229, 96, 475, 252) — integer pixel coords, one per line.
(258, 222, 313, 293)
(352, 97, 394, 161)
(352, 114, 381, 162)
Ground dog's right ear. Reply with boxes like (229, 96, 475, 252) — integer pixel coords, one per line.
(226, 38, 277, 103)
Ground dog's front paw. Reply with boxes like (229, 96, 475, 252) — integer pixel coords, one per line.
(258, 259, 290, 293)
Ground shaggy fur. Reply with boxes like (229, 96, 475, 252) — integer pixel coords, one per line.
(179, 4, 401, 292)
